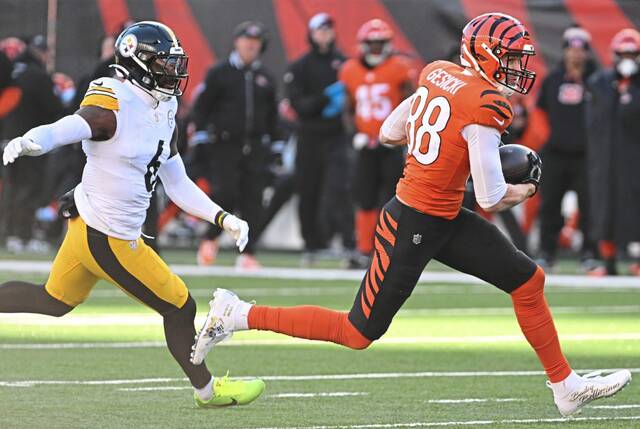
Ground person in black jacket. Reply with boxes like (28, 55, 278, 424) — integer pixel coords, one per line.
(191, 21, 278, 269)
(586, 28, 640, 276)
(1, 35, 63, 253)
(0, 49, 15, 241)
(536, 27, 598, 272)
(284, 12, 355, 266)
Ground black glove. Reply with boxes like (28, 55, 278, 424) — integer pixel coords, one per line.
(522, 151, 542, 194)
(58, 188, 79, 219)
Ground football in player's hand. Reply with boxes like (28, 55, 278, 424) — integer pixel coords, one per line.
(499, 144, 541, 185)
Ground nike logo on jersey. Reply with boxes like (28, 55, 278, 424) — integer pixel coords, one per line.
(93, 81, 104, 86)
(493, 117, 505, 126)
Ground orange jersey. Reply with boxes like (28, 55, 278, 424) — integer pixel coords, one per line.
(396, 60, 513, 219)
(340, 55, 417, 139)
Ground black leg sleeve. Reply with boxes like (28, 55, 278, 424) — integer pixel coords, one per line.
(163, 294, 212, 388)
(0, 281, 73, 316)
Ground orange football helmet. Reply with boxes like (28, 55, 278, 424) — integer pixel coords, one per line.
(357, 19, 393, 66)
(460, 13, 536, 95)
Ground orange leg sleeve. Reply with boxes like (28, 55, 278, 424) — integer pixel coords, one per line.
(355, 209, 379, 255)
(248, 305, 372, 350)
(510, 267, 572, 382)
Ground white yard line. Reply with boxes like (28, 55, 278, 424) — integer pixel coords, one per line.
(1, 260, 638, 288)
(1, 332, 639, 349)
(1, 304, 638, 327)
(2, 368, 639, 387)
(269, 392, 369, 399)
(119, 386, 192, 392)
(592, 404, 640, 409)
(427, 398, 523, 404)
(255, 416, 640, 429)
(87, 285, 499, 298)
(117, 388, 368, 398)
(0, 341, 167, 349)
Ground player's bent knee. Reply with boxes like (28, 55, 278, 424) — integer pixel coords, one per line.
(510, 266, 546, 301)
(341, 318, 373, 350)
(164, 294, 196, 319)
(346, 338, 373, 350)
(45, 291, 75, 317)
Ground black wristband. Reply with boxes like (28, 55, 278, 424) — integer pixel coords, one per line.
(214, 211, 229, 228)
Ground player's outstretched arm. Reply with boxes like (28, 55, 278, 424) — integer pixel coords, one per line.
(2, 105, 116, 166)
(158, 130, 249, 252)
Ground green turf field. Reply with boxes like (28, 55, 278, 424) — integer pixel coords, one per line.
(0, 269, 638, 429)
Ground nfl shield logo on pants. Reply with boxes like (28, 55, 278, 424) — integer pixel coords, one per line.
(412, 233, 422, 245)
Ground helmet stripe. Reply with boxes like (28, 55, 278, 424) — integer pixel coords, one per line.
(506, 31, 527, 47)
(498, 23, 519, 41)
(470, 15, 493, 58)
(488, 16, 510, 39)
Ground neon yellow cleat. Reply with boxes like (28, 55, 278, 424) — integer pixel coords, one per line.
(194, 374, 266, 408)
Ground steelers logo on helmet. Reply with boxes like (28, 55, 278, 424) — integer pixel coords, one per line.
(119, 34, 138, 58)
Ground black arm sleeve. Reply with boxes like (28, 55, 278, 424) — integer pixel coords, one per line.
(286, 62, 328, 118)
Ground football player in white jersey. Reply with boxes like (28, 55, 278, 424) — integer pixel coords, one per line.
(0, 21, 265, 408)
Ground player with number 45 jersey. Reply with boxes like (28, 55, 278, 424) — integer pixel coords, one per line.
(192, 13, 631, 417)
(1, 21, 265, 408)
(339, 19, 417, 265)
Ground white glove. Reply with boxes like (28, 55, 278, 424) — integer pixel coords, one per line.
(222, 214, 249, 252)
(2, 137, 43, 165)
(352, 133, 370, 151)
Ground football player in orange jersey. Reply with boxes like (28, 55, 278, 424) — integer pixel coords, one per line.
(192, 13, 631, 415)
(339, 19, 417, 266)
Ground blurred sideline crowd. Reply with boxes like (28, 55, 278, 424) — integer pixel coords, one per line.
(0, 14, 639, 275)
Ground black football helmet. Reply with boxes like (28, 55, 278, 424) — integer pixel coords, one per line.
(114, 21, 188, 100)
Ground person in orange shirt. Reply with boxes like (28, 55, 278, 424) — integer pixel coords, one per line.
(339, 19, 417, 267)
(192, 13, 631, 415)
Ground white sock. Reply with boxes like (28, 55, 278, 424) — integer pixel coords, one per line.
(550, 370, 581, 397)
(194, 376, 215, 401)
(234, 301, 253, 330)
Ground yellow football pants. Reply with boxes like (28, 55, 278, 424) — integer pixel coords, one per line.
(45, 216, 188, 313)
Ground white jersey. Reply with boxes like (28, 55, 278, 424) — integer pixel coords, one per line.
(74, 78, 177, 240)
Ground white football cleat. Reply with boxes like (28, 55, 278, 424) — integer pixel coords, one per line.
(548, 369, 632, 417)
(190, 289, 245, 365)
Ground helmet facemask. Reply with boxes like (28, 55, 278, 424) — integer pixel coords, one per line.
(147, 52, 189, 98)
(495, 47, 536, 95)
(361, 39, 392, 66)
(479, 42, 536, 95)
